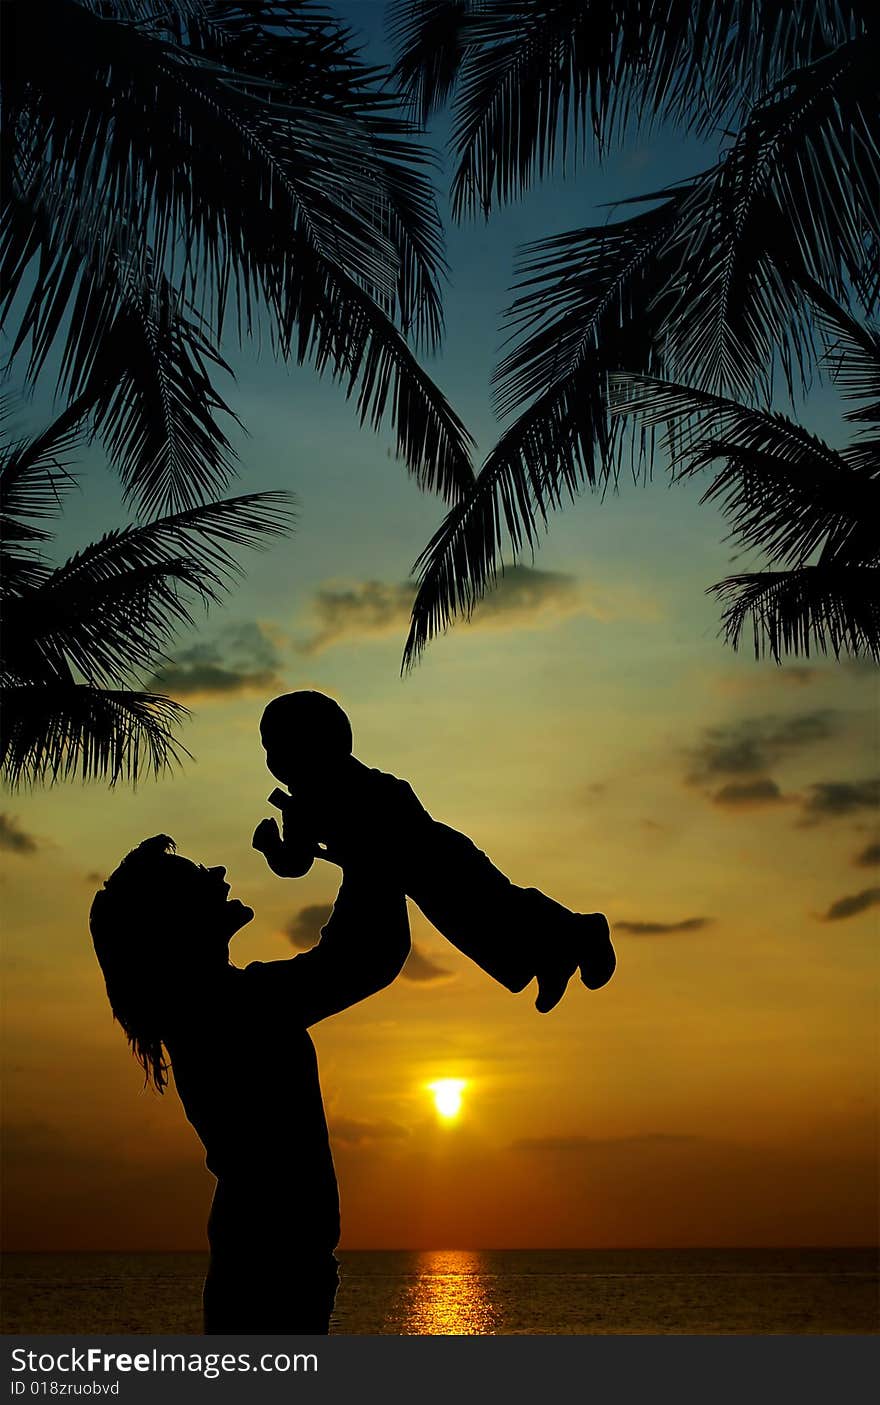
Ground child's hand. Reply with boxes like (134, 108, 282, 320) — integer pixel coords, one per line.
(252, 813, 316, 879)
(253, 816, 282, 858)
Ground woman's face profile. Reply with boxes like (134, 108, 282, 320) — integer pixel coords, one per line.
(165, 856, 255, 957)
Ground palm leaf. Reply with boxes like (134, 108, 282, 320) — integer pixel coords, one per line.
(54, 256, 241, 517)
(659, 37, 879, 399)
(1, 489, 295, 749)
(0, 683, 190, 788)
(0, 396, 86, 538)
(609, 373, 879, 567)
(2, 0, 467, 505)
(388, 0, 476, 125)
(272, 235, 475, 499)
(2, 559, 216, 692)
(494, 188, 688, 417)
(407, 30, 879, 647)
(389, 1, 865, 215)
(813, 296, 880, 425)
(401, 191, 688, 666)
(713, 566, 880, 660)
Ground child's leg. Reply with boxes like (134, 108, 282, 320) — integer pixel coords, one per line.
(404, 822, 537, 992)
(403, 820, 614, 1006)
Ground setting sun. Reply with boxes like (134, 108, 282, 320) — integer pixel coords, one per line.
(428, 1080, 467, 1120)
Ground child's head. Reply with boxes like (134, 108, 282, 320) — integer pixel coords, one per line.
(260, 691, 353, 787)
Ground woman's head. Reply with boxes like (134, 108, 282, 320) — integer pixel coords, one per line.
(90, 835, 253, 1091)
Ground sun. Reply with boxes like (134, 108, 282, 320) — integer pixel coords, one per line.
(428, 1079, 467, 1120)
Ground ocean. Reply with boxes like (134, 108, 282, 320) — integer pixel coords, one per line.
(2, 1249, 877, 1335)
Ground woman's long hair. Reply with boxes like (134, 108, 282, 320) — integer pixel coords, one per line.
(90, 834, 181, 1092)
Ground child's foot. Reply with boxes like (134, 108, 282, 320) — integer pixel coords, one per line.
(534, 961, 576, 1013)
(576, 913, 616, 989)
(533, 915, 615, 1011)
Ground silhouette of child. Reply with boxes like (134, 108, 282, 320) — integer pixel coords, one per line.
(253, 691, 615, 1012)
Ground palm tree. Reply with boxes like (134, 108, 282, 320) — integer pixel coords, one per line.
(0, 400, 294, 786)
(1, 1, 477, 784)
(609, 301, 880, 661)
(390, 1, 878, 663)
(1, 0, 475, 516)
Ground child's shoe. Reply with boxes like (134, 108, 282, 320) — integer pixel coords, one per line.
(577, 913, 616, 990)
(533, 913, 615, 1012)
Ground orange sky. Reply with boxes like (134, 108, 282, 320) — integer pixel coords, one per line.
(2, 16, 878, 1249)
(3, 490, 878, 1249)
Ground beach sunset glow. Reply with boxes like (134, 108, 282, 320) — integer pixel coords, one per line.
(1, 1, 877, 1292)
(429, 1081, 467, 1121)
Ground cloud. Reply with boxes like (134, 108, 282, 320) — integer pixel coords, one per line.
(687, 711, 838, 785)
(615, 916, 712, 935)
(854, 843, 880, 868)
(819, 887, 880, 922)
(464, 565, 590, 625)
(843, 659, 880, 681)
(296, 567, 653, 655)
(512, 1133, 700, 1152)
(711, 778, 786, 809)
(778, 667, 821, 687)
(297, 580, 411, 654)
(798, 778, 880, 824)
(281, 916, 455, 979)
(0, 815, 38, 855)
(329, 1117, 409, 1147)
(402, 943, 455, 983)
(714, 666, 821, 696)
(282, 904, 332, 950)
(149, 621, 284, 702)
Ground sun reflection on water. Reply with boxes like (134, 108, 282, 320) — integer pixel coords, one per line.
(395, 1250, 498, 1335)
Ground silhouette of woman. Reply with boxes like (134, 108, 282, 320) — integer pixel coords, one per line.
(90, 833, 410, 1334)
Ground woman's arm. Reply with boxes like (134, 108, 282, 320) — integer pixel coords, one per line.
(247, 863, 410, 1027)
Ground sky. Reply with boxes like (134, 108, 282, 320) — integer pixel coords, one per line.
(2, 1, 878, 1253)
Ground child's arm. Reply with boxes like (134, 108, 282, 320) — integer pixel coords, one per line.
(253, 765, 430, 880)
(252, 790, 319, 878)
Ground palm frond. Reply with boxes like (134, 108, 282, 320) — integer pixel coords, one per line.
(813, 296, 880, 425)
(609, 373, 879, 566)
(45, 492, 296, 588)
(713, 566, 880, 661)
(2, 559, 216, 692)
(388, 0, 475, 125)
(387, 1, 865, 216)
(0, 396, 86, 534)
(402, 355, 611, 669)
(2, 490, 295, 717)
(659, 37, 879, 399)
(56, 256, 241, 517)
(448, 0, 635, 218)
(465, 33, 878, 557)
(0, 683, 190, 788)
(187, 0, 449, 347)
(400, 191, 689, 665)
(494, 188, 688, 417)
(2, 0, 462, 503)
(273, 238, 475, 499)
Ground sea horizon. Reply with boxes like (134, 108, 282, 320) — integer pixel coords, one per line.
(4, 1247, 877, 1336)
(5, 1243, 878, 1254)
